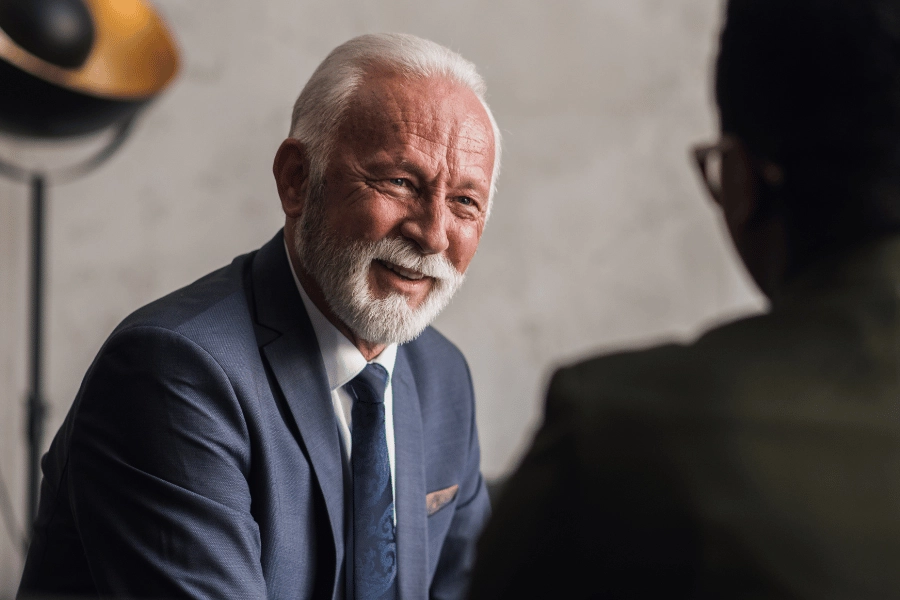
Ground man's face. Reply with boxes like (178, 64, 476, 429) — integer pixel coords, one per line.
(294, 72, 495, 344)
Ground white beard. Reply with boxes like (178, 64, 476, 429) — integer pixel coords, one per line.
(293, 192, 465, 345)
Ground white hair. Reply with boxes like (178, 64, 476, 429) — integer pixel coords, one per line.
(289, 32, 502, 209)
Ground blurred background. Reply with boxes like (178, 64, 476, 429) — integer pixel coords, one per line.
(0, 0, 764, 592)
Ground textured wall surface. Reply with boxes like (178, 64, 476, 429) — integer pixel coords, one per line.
(0, 0, 764, 592)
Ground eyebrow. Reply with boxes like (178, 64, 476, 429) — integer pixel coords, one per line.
(362, 157, 419, 176)
(368, 157, 488, 194)
(457, 181, 482, 191)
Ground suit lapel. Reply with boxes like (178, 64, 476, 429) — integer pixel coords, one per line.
(250, 232, 345, 595)
(262, 334, 345, 548)
(392, 348, 428, 599)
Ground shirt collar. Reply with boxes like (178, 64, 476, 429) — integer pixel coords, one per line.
(284, 240, 397, 391)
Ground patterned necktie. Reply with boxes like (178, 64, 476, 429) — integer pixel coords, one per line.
(346, 363, 397, 600)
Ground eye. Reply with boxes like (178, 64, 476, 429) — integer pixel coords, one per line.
(455, 196, 474, 207)
(389, 178, 408, 187)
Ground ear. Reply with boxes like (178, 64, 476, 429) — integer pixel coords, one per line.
(273, 138, 310, 219)
(719, 135, 758, 231)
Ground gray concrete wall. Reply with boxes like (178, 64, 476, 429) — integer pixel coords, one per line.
(0, 0, 763, 593)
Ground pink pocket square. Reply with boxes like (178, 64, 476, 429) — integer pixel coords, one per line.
(426, 484, 459, 516)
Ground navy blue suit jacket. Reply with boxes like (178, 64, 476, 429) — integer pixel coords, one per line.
(19, 231, 490, 599)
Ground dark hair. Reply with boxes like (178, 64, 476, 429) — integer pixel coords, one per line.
(716, 0, 900, 247)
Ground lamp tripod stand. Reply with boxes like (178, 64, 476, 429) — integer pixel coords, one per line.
(0, 0, 179, 552)
(0, 117, 135, 544)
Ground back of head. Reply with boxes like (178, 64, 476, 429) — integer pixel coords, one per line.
(289, 33, 501, 202)
(717, 0, 900, 249)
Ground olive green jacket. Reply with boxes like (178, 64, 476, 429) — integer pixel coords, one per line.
(471, 237, 900, 599)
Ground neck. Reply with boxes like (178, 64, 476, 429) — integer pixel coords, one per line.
(287, 241, 387, 361)
(736, 216, 789, 302)
(751, 222, 864, 305)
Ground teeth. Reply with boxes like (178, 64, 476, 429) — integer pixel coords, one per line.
(380, 261, 425, 280)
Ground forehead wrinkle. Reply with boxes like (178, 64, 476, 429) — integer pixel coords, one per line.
(377, 119, 493, 186)
(399, 124, 492, 154)
(389, 144, 487, 193)
(393, 137, 487, 180)
(353, 74, 492, 144)
(399, 117, 493, 171)
(397, 118, 465, 151)
(345, 73, 494, 192)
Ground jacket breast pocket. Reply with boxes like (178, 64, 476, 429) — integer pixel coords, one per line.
(426, 484, 458, 517)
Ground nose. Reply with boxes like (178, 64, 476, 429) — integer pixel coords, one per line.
(399, 195, 450, 255)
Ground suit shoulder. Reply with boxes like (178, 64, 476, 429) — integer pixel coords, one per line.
(113, 250, 255, 340)
(549, 313, 778, 419)
(551, 343, 691, 408)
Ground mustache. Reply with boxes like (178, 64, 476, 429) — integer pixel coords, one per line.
(369, 237, 461, 282)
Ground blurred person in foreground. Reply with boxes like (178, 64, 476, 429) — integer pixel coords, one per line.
(19, 33, 499, 599)
(470, 1, 900, 598)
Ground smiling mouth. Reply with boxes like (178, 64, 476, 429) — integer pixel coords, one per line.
(376, 260, 427, 281)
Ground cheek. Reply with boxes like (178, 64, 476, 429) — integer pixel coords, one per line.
(326, 191, 406, 242)
(447, 223, 483, 273)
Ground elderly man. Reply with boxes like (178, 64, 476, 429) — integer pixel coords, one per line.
(19, 33, 498, 600)
(471, 0, 900, 598)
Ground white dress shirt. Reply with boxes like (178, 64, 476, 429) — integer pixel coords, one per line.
(284, 243, 398, 511)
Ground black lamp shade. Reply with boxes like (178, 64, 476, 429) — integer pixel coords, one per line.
(0, 57, 144, 137)
(0, 0, 95, 69)
(0, 0, 179, 138)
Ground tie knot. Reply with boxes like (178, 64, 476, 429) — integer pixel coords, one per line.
(347, 363, 389, 404)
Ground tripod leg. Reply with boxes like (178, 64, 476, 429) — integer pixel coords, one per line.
(26, 173, 46, 546)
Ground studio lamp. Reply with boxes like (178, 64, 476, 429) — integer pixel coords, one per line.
(0, 0, 179, 543)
